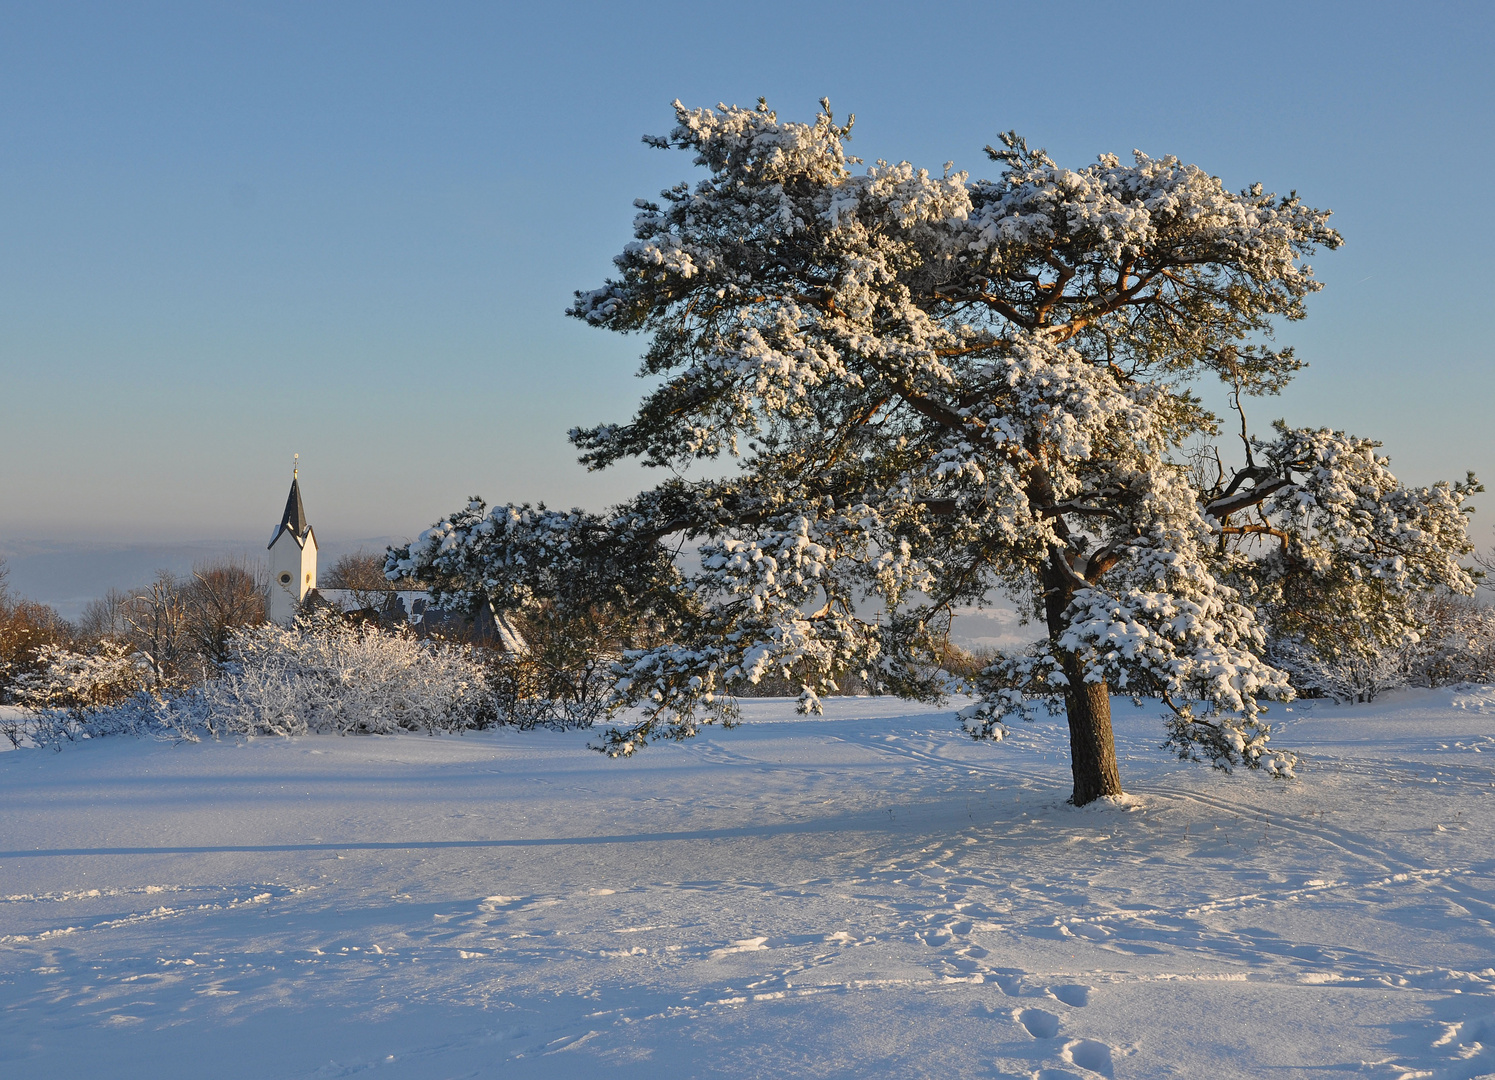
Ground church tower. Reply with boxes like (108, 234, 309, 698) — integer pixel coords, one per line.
(267, 459, 317, 625)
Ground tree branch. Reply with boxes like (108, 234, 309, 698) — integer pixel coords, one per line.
(1206, 476, 1296, 519)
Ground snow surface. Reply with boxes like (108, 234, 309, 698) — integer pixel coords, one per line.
(2, 692, 1494, 1079)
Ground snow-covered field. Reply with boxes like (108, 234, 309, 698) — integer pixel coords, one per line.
(2, 692, 1494, 1079)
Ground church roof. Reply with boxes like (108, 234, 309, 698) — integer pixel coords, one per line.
(268, 477, 315, 550)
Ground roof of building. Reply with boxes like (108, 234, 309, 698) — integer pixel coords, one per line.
(268, 477, 316, 550)
(312, 589, 530, 653)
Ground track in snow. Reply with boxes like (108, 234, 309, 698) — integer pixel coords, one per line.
(1, 691, 1493, 1078)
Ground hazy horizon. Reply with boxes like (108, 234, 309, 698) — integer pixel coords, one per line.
(0, 532, 406, 621)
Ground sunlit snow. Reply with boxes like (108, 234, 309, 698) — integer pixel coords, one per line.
(2, 692, 1493, 1078)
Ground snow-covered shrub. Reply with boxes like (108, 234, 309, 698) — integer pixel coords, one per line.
(1404, 593, 1495, 687)
(1266, 592, 1495, 703)
(199, 613, 494, 737)
(11, 640, 147, 712)
(1264, 636, 1405, 704)
(7, 640, 155, 749)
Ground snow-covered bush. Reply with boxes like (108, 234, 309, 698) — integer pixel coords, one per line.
(0, 558, 74, 705)
(2, 606, 629, 749)
(1410, 594, 1495, 686)
(1265, 636, 1406, 705)
(1266, 593, 1495, 703)
(11, 639, 146, 712)
(5, 640, 157, 749)
(198, 613, 494, 737)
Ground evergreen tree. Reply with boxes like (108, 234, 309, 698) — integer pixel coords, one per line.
(392, 101, 1476, 803)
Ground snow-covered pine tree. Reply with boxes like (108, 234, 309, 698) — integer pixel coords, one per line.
(391, 100, 1478, 804)
(1229, 424, 1480, 704)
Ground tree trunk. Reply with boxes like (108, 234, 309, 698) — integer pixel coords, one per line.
(1061, 651, 1123, 805)
(1042, 553, 1125, 806)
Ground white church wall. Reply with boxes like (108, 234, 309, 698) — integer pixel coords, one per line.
(268, 526, 316, 626)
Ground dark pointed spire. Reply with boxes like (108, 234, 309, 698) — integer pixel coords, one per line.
(268, 463, 313, 549)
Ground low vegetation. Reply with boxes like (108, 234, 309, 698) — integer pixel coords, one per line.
(6, 534, 1495, 754)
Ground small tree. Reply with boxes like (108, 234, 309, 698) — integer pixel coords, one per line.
(394, 101, 1476, 803)
(78, 587, 133, 642)
(496, 599, 648, 728)
(183, 558, 267, 667)
(123, 571, 189, 688)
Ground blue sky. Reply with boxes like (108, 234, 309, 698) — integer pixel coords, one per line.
(2, 0, 1492, 556)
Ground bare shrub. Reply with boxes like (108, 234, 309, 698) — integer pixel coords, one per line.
(322, 550, 424, 613)
(322, 550, 393, 592)
(488, 602, 623, 728)
(70, 559, 268, 689)
(78, 588, 133, 642)
(119, 571, 190, 687)
(184, 559, 267, 667)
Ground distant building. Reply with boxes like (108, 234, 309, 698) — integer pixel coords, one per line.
(267, 471, 317, 625)
(264, 468, 527, 652)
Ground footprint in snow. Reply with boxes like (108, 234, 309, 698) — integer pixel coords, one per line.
(1061, 1038, 1115, 1077)
(990, 973, 1024, 996)
(1017, 1007, 1061, 1039)
(1051, 984, 1092, 1007)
